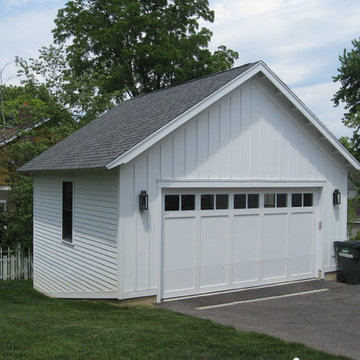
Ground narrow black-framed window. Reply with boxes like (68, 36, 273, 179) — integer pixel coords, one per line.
(62, 181, 73, 242)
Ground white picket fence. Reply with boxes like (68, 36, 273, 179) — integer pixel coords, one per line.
(0, 248, 33, 280)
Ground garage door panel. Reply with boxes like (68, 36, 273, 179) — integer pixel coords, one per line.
(162, 189, 317, 299)
(163, 217, 196, 292)
(233, 214, 260, 283)
(200, 216, 229, 288)
(288, 212, 314, 276)
(262, 213, 287, 280)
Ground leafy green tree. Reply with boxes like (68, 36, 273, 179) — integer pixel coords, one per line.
(334, 39, 360, 237)
(347, 172, 360, 240)
(333, 38, 360, 163)
(345, 132, 360, 162)
(53, 0, 238, 94)
(0, 84, 76, 249)
(339, 136, 357, 158)
(16, 45, 116, 125)
(333, 38, 360, 131)
(18, 0, 238, 125)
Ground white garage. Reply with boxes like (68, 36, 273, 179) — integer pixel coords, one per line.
(162, 189, 318, 298)
(20, 61, 359, 301)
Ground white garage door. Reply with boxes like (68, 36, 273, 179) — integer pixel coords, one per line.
(162, 189, 318, 299)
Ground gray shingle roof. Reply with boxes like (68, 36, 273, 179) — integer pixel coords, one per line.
(19, 62, 257, 171)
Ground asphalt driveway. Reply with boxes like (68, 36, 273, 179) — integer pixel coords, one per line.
(158, 280, 360, 360)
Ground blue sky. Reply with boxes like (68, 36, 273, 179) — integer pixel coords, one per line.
(1, 0, 359, 137)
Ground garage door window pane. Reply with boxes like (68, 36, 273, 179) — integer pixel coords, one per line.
(234, 194, 246, 209)
(292, 193, 302, 207)
(216, 194, 228, 209)
(201, 194, 214, 210)
(277, 193, 287, 208)
(248, 194, 259, 208)
(165, 195, 179, 211)
(264, 194, 275, 208)
(303, 193, 313, 207)
(181, 195, 195, 211)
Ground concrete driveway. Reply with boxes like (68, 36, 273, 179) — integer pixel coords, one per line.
(158, 280, 360, 360)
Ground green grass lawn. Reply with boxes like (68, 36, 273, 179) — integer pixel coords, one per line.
(0, 281, 349, 360)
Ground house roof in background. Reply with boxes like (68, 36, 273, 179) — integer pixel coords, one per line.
(0, 123, 34, 146)
(19, 61, 360, 172)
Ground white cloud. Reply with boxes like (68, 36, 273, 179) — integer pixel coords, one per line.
(212, 0, 294, 18)
(0, 4, 62, 83)
(0, 10, 55, 54)
(268, 59, 323, 85)
(209, 0, 360, 75)
(1, 0, 61, 10)
(2, 0, 31, 8)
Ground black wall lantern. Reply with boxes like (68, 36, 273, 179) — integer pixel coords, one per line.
(333, 189, 341, 205)
(139, 190, 148, 211)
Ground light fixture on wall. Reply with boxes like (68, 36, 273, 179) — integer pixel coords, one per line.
(139, 190, 148, 211)
(333, 189, 341, 205)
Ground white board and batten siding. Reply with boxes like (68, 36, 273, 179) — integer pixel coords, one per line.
(33, 169, 119, 298)
(119, 76, 348, 299)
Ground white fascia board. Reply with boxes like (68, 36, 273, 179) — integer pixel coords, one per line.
(259, 61, 360, 171)
(106, 62, 264, 169)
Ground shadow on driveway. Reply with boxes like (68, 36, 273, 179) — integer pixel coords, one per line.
(158, 280, 360, 360)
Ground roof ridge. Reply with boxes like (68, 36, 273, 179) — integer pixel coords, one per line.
(124, 61, 259, 103)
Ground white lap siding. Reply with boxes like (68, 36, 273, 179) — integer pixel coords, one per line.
(33, 170, 119, 298)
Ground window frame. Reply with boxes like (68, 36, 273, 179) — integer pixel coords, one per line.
(234, 193, 247, 209)
(247, 193, 260, 209)
(276, 193, 287, 208)
(303, 193, 313, 207)
(215, 194, 229, 210)
(62, 181, 74, 243)
(181, 194, 195, 211)
(264, 193, 276, 208)
(164, 194, 180, 211)
(291, 193, 303, 207)
(201, 194, 215, 210)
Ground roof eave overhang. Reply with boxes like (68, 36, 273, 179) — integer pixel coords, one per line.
(106, 61, 360, 172)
